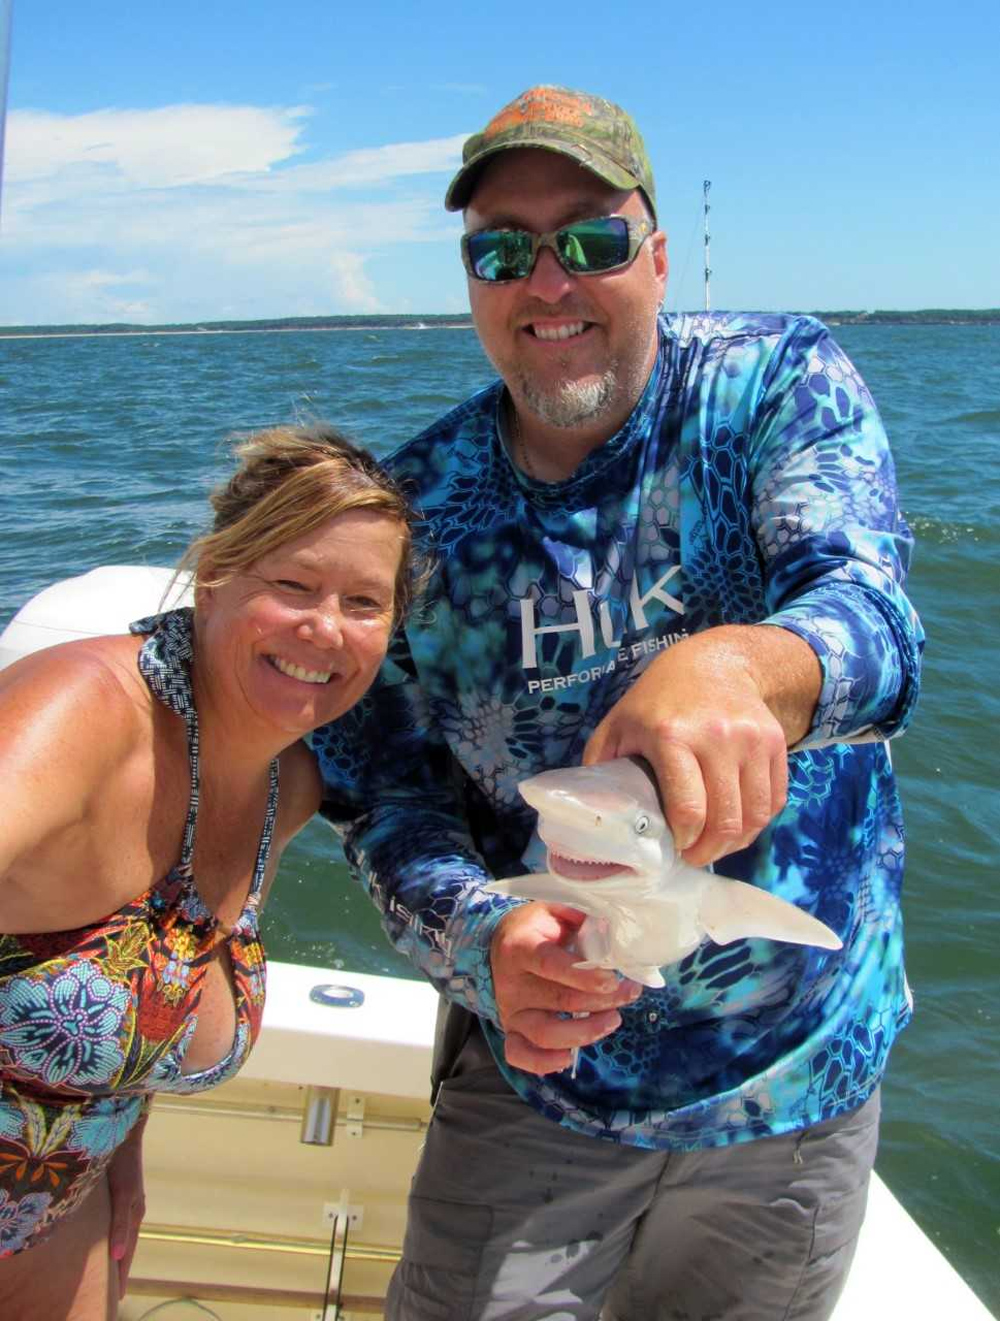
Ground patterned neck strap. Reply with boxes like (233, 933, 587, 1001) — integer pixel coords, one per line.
(133, 608, 200, 867)
(131, 608, 279, 903)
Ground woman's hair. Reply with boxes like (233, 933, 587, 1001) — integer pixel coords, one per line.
(177, 424, 424, 623)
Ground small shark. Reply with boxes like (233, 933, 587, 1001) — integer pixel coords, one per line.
(487, 757, 842, 988)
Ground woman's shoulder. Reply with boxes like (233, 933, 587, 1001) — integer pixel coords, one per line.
(0, 636, 154, 881)
(1, 634, 151, 761)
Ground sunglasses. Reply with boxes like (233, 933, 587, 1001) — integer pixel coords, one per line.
(461, 215, 653, 284)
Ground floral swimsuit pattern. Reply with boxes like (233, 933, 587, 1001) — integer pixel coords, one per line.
(0, 609, 277, 1256)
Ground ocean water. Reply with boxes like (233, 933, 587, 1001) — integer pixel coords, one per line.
(1, 321, 997, 1309)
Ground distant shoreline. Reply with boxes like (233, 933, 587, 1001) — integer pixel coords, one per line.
(1, 309, 998, 340)
(0, 318, 478, 342)
(0, 323, 478, 342)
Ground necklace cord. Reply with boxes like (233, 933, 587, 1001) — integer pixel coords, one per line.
(508, 402, 538, 480)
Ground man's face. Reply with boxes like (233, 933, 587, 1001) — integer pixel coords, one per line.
(464, 148, 667, 434)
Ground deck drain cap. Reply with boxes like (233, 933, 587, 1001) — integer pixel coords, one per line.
(310, 983, 366, 1008)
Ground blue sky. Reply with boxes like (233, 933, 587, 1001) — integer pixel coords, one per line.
(1, 0, 997, 325)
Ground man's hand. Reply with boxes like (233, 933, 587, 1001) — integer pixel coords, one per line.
(491, 902, 641, 1075)
(584, 625, 821, 868)
(107, 1116, 147, 1300)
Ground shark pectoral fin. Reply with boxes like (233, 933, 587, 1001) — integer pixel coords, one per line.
(485, 874, 596, 909)
(698, 878, 843, 951)
(620, 964, 666, 989)
(577, 956, 664, 989)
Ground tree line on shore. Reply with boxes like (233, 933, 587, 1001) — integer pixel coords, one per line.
(2, 308, 998, 337)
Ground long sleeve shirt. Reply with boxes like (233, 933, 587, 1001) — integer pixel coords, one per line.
(314, 312, 924, 1149)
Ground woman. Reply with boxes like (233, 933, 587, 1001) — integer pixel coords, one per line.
(0, 425, 419, 1318)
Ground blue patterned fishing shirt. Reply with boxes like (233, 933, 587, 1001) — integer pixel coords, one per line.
(314, 312, 924, 1150)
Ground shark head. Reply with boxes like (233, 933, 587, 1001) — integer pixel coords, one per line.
(518, 757, 676, 885)
(493, 755, 842, 985)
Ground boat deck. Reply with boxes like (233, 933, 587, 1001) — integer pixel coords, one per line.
(123, 964, 996, 1320)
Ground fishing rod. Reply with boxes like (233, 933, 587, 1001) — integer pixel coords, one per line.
(703, 179, 711, 312)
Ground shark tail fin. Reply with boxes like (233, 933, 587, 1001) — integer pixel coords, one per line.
(698, 877, 842, 951)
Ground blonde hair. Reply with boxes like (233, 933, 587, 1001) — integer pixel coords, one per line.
(177, 425, 423, 622)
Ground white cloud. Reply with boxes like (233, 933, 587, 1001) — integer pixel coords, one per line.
(327, 253, 383, 312)
(72, 269, 151, 290)
(264, 134, 469, 192)
(5, 106, 467, 193)
(32, 268, 157, 323)
(6, 105, 310, 186)
(1, 102, 470, 323)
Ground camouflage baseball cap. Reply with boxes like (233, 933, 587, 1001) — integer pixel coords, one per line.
(445, 85, 657, 223)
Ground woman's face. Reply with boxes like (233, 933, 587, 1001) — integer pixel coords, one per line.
(196, 508, 403, 743)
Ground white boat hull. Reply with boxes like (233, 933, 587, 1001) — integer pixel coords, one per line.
(125, 961, 996, 1319)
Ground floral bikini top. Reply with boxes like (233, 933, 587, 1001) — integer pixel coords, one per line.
(0, 608, 278, 1110)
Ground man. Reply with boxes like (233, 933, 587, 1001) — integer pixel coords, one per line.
(315, 85, 923, 1321)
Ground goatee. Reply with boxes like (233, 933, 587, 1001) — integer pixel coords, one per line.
(518, 370, 619, 430)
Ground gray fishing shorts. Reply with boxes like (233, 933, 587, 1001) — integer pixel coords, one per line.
(386, 1021, 880, 1321)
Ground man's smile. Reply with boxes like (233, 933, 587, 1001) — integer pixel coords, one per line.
(530, 320, 590, 342)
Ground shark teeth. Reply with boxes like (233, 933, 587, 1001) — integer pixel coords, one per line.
(549, 851, 635, 881)
(554, 849, 616, 865)
(532, 321, 586, 342)
(270, 655, 333, 685)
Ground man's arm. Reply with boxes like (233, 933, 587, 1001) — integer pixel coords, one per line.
(587, 317, 922, 867)
(314, 635, 635, 1064)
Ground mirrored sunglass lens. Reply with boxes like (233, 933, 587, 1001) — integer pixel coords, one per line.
(467, 230, 533, 281)
(558, 218, 631, 272)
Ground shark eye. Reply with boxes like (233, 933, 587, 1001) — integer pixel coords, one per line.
(634, 813, 650, 835)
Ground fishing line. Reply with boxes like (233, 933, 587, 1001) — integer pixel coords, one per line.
(668, 196, 704, 313)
